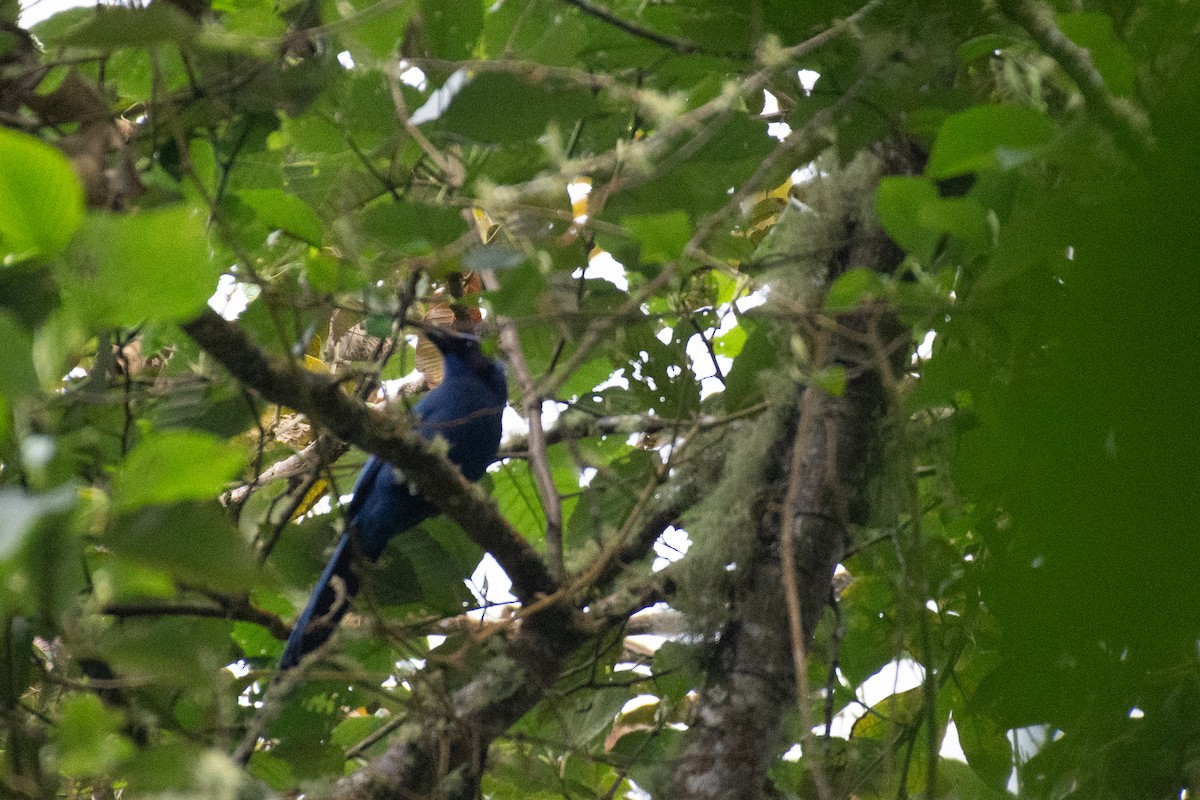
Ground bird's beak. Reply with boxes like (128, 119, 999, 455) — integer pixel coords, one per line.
(413, 321, 480, 351)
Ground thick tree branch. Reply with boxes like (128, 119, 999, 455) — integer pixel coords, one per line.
(182, 308, 558, 604)
(326, 493, 684, 800)
(222, 373, 427, 507)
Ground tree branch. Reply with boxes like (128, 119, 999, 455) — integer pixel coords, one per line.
(327, 488, 685, 799)
(997, 0, 1153, 159)
(101, 598, 291, 640)
(557, 0, 705, 55)
(666, 144, 913, 799)
(483, 272, 566, 583)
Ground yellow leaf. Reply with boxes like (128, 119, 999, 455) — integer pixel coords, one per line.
(291, 478, 328, 520)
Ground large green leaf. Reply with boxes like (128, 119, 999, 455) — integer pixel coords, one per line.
(875, 176, 989, 263)
(107, 502, 258, 592)
(239, 189, 324, 246)
(356, 201, 469, 254)
(621, 211, 691, 266)
(926, 105, 1055, 179)
(0, 312, 38, 396)
(111, 430, 246, 512)
(418, 0, 483, 60)
(439, 72, 596, 144)
(50, 694, 133, 778)
(63, 3, 197, 47)
(0, 128, 84, 261)
(1058, 12, 1134, 96)
(58, 206, 220, 327)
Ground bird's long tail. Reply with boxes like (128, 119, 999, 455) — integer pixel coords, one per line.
(278, 530, 361, 671)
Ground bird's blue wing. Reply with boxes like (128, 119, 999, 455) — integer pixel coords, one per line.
(412, 375, 504, 481)
(345, 454, 386, 521)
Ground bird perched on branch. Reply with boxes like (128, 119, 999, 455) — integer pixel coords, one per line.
(278, 325, 507, 671)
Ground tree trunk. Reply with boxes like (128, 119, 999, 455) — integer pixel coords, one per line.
(667, 146, 914, 799)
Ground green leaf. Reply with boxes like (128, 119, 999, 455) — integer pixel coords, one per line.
(621, 211, 691, 265)
(239, 189, 323, 246)
(836, 575, 896, 686)
(918, 195, 989, 247)
(439, 72, 594, 144)
(108, 503, 258, 592)
(343, 0, 416, 58)
(712, 324, 746, 358)
(489, 450, 579, 548)
(379, 523, 478, 614)
(29, 7, 95, 45)
(230, 619, 282, 660)
(653, 641, 704, 704)
(305, 250, 340, 293)
(875, 177, 942, 261)
(0, 312, 38, 396)
(824, 268, 887, 313)
(1058, 13, 1134, 96)
(939, 758, 1010, 800)
(211, 0, 286, 38)
(102, 616, 230, 688)
(189, 139, 217, 199)
(418, 0, 482, 60)
(122, 743, 202, 794)
(52, 694, 134, 777)
(0, 263, 60, 328)
(810, 364, 847, 396)
(926, 105, 1055, 179)
(486, 260, 545, 316)
(64, 3, 197, 47)
(875, 177, 989, 262)
(356, 201, 468, 254)
(248, 750, 296, 791)
(955, 711, 1013, 791)
(851, 686, 926, 740)
(722, 320, 779, 411)
(112, 430, 246, 511)
(0, 127, 84, 261)
(330, 715, 385, 749)
(58, 206, 220, 327)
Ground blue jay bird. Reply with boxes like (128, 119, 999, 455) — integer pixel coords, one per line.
(278, 325, 507, 671)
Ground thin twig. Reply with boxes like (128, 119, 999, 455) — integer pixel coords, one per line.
(231, 631, 343, 765)
(558, 0, 706, 55)
(482, 271, 566, 582)
(386, 60, 464, 189)
(501, 402, 767, 456)
(102, 598, 291, 640)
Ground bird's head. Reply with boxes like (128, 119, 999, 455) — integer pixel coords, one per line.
(417, 323, 507, 395)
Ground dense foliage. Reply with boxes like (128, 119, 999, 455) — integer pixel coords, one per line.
(0, 0, 1197, 797)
